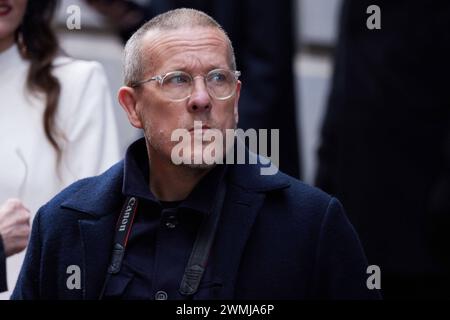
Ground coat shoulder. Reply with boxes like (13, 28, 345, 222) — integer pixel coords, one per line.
(273, 170, 334, 213)
(286, 172, 331, 200)
(36, 161, 124, 224)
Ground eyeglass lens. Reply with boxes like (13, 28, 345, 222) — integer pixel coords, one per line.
(161, 69, 237, 100)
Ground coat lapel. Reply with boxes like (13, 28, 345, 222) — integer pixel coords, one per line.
(78, 215, 116, 299)
(206, 185, 267, 299)
(61, 161, 125, 299)
(202, 150, 291, 299)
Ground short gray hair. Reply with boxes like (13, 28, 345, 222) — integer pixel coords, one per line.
(123, 8, 236, 86)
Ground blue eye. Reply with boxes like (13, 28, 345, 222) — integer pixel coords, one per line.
(208, 71, 227, 83)
(165, 73, 190, 85)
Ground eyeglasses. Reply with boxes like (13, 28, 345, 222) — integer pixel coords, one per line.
(130, 68, 241, 101)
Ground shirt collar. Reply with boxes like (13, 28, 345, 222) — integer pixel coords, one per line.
(122, 138, 227, 216)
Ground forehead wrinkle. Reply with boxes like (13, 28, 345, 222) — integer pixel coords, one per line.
(159, 52, 228, 73)
(151, 33, 226, 49)
(147, 38, 227, 64)
(144, 28, 227, 50)
(141, 28, 231, 74)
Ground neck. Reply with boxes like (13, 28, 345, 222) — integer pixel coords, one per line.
(146, 145, 212, 202)
(0, 35, 15, 54)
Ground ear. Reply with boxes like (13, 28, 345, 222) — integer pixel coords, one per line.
(118, 86, 143, 129)
(233, 80, 241, 125)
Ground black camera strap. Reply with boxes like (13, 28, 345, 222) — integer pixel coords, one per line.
(108, 196, 139, 274)
(99, 196, 139, 299)
(178, 178, 226, 296)
(99, 174, 227, 299)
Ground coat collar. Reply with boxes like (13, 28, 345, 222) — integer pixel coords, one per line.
(59, 141, 291, 299)
(61, 141, 291, 218)
(122, 138, 230, 216)
(227, 153, 291, 192)
(60, 161, 125, 218)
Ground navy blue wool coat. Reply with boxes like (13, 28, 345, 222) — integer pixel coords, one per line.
(12, 155, 379, 300)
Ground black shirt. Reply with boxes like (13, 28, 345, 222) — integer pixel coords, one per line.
(102, 138, 227, 300)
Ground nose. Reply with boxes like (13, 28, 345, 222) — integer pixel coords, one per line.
(187, 76, 211, 113)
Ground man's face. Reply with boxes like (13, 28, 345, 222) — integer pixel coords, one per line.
(130, 27, 240, 167)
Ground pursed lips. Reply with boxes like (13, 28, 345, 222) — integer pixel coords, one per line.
(188, 125, 211, 132)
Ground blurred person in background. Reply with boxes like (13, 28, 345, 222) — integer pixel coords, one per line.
(0, 0, 120, 297)
(85, 0, 302, 179)
(316, 0, 450, 299)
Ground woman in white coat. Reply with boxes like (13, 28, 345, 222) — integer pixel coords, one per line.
(0, 0, 121, 298)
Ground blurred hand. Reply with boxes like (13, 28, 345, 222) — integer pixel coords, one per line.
(0, 199, 31, 257)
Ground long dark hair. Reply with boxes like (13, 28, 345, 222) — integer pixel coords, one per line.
(16, 0, 62, 160)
